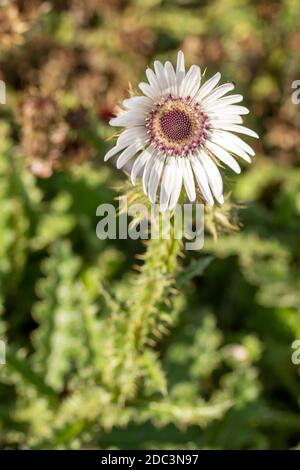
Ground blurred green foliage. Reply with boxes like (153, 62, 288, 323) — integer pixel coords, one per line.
(0, 0, 300, 450)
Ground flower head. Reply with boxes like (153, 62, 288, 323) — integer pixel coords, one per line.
(105, 51, 258, 212)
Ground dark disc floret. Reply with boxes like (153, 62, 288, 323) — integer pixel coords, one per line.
(145, 95, 210, 157)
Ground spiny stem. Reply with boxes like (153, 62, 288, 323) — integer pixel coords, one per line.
(109, 228, 182, 402)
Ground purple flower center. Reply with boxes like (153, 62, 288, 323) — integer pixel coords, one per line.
(145, 96, 210, 157)
(159, 109, 192, 142)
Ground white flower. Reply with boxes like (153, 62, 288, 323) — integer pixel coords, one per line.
(104, 51, 258, 212)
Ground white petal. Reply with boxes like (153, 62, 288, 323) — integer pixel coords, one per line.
(110, 111, 145, 127)
(146, 68, 162, 94)
(191, 155, 214, 206)
(212, 123, 259, 138)
(116, 142, 143, 169)
(197, 151, 223, 203)
(148, 154, 165, 203)
(180, 65, 201, 98)
(202, 83, 235, 106)
(131, 146, 153, 185)
(123, 96, 153, 111)
(104, 142, 127, 162)
(206, 141, 241, 173)
(168, 160, 183, 210)
(207, 105, 249, 115)
(154, 60, 168, 96)
(160, 158, 176, 212)
(214, 130, 255, 156)
(139, 82, 159, 100)
(211, 115, 243, 125)
(142, 150, 156, 195)
(117, 127, 147, 147)
(196, 72, 221, 101)
(164, 61, 177, 96)
(206, 94, 243, 110)
(189, 68, 202, 98)
(181, 158, 196, 202)
(211, 134, 251, 162)
(176, 50, 186, 91)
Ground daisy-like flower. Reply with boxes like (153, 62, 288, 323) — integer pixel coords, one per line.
(104, 51, 258, 211)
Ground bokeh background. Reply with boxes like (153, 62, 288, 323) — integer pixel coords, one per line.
(0, 0, 300, 450)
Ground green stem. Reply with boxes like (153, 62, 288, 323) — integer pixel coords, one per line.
(111, 230, 182, 402)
